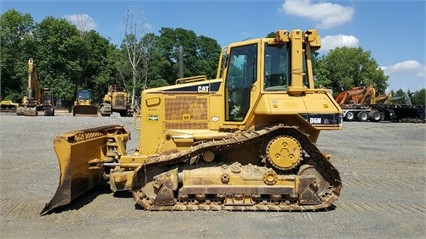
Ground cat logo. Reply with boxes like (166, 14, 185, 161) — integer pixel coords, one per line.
(198, 85, 209, 93)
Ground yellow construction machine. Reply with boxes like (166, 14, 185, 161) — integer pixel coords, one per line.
(0, 100, 19, 113)
(41, 29, 343, 215)
(16, 58, 55, 116)
(72, 89, 98, 116)
(99, 84, 133, 117)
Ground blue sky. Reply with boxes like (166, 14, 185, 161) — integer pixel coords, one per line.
(1, 0, 425, 92)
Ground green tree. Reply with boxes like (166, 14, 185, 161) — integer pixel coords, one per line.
(34, 16, 83, 106)
(410, 88, 426, 105)
(1, 10, 121, 107)
(144, 34, 170, 88)
(314, 47, 389, 95)
(195, 35, 221, 78)
(1, 10, 222, 107)
(121, 6, 154, 108)
(80, 30, 120, 102)
(35, 17, 119, 106)
(154, 27, 221, 85)
(0, 9, 36, 102)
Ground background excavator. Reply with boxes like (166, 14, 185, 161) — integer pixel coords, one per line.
(16, 58, 55, 116)
(72, 89, 98, 116)
(99, 84, 133, 117)
(334, 85, 378, 121)
(335, 85, 424, 122)
(41, 29, 343, 215)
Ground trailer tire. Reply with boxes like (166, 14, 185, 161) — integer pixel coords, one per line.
(344, 111, 355, 121)
(369, 111, 382, 122)
(357, 111, 368, 122)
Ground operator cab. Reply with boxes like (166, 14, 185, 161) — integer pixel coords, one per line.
(77, 89, 93, 100)
(223, 38, 311, 122)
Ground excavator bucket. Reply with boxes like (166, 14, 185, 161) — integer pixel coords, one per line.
(72, 105, 98, 116)
(40, 125, 128, 215)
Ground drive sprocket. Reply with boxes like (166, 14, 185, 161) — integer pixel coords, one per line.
(263, 135, 303, 171)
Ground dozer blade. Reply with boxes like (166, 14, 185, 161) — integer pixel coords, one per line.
(40, 125, 127, 215)
(23, 107, 38, 116)
(72, 105, 98, 116)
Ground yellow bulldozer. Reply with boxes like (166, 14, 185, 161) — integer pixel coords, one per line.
(0, 100, 19, 113)
(41, 29, 343, 215)
(72, 89, 98, 116)
(99, 84, 133, 117)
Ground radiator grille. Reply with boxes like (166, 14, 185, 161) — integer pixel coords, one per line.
(164, 122, 208, 129)
(165, 96, 208, 129)
(165, 96, 207, 120)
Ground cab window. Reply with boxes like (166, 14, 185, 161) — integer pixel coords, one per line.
(264, 44, 289, 91)
(225, 44, 257, 121)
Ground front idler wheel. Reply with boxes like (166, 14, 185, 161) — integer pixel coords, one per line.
(297, 164, 330, 196)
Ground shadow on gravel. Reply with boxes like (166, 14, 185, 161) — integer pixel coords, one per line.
(41, 185, 114, 215)
(289, 204, 337, 213)
(113, 190, 133, 198)
(320, 204, 337, 212)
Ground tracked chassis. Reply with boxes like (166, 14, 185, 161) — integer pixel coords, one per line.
(132, 124, 341, 211)
(42, 124, 341, 215)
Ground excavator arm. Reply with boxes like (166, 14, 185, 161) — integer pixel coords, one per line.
(335, 86, 376, 105)
(27, 58, 41, 107)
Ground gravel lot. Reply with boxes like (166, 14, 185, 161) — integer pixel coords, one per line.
(0, 112, 425, 239)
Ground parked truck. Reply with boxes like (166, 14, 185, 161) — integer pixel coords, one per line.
(335, 86, 424, 122)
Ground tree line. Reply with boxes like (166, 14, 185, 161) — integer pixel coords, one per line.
(1, 9, 424, 108)
(1, 9, 221, 108)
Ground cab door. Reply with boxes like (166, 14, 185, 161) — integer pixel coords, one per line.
(224, 43, 258, 122)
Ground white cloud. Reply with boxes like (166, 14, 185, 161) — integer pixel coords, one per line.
(281, 0, 354, 29)
(65, 13, 97, 32)
(381, 61, 426, 91)
(319, 34, 359, 53)
(381, 60, 426, 77)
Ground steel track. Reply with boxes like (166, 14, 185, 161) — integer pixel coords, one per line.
(133, 124, 342, 211)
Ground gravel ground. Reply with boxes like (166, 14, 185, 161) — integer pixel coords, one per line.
(0, 112, 425, 239)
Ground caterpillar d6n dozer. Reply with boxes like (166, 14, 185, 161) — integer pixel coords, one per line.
(41, 29, 343, 215)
